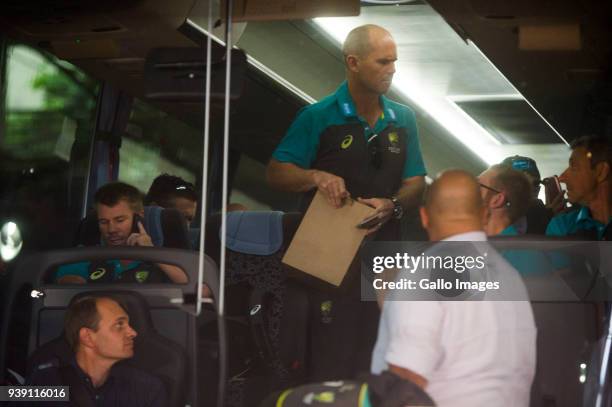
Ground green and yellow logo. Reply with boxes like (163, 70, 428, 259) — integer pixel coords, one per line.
(388, 132, 399, 145)
(135, 271, 149, 283)
(341, 135, 353, 149)
(90, 268, 106, 280)
(320, 300, 333, 324)
(313, 392, 335, 403)
(303, 391, 336, 404)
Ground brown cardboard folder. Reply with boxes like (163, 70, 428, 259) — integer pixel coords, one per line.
(282, 191, 376, 286)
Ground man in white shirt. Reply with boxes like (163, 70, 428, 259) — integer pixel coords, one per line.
(371, 169, 537, 407)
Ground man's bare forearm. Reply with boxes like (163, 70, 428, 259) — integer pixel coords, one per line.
(395, 176, 426, 211)
(266, 159, 317, 192)
(389, 363, 428, 389)
(158, 263, 188, 284)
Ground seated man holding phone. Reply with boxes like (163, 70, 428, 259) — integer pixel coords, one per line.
(546, 135, 611, 240)
(56, 182, 188, 284)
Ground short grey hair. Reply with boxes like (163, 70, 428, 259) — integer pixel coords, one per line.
(342, 24, 390, 66)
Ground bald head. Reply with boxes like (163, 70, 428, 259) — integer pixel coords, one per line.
(421, 170, 485, 240)
(342, 24, 392, 64)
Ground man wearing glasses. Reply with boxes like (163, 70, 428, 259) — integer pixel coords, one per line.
(477, 165, 551, 276)
(266, 24, 426, 240)
(477, 164, 532, 237)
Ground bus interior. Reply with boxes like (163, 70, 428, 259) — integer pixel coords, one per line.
(1, 0, 611, 406)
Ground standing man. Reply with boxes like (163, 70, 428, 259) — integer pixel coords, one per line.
(267, 24, 426, 239)
(266, 25, 426, 380)
(372, 170, 536, 406)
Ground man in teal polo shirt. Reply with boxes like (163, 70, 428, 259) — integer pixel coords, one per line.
(266, 24, 426, 239)
(477, 164, 554, 276)
(266, 24, 426, 382)
(56, 182, 188, 284)
(478, 164, 532, 237)
(546, 136, 611, 240)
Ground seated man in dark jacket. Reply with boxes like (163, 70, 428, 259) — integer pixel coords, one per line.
(28, 294, 167, 407)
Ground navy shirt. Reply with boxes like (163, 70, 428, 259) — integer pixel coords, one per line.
(27, 357, 167, 407)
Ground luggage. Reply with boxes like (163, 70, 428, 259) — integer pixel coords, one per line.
(260, 371, 435, 407)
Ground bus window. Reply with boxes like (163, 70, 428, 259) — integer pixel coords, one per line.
(119, 98, 199, 192)
(0, 42, 99, 251)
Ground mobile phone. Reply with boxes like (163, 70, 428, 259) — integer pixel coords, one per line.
(132, 214, 144, 234)
(356, 213, 382, 229)
(542, 176, 563, 205)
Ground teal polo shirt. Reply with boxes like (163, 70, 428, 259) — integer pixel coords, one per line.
(546, 206, 611, 240)
(272, 81, 426, 180)
(56, 260, 146, 282)
(499, 224, 520, 236)
(499, 223, 554, 276)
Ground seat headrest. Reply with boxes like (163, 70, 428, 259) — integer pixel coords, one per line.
(203, 211, 303, 261)
(223, 211, 284, 255)
(27, 290, 154, 375)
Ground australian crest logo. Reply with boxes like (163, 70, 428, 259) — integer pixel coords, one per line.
(135, 271, 149, 283)
(388, 132, 401, 154)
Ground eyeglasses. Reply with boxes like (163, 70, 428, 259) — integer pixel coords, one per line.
(368, 134, 381, 169)
(478, 183, 502, 194)
(479, 183, 511, 207)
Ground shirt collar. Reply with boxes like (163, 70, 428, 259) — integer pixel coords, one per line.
(499, 224, 518, 236)
(575, 205, 612, 238)
(335, 80, 398, 123)
(71, 354, 118, 390)
(70, 355, 96, 389)
(575, 205, 611, 227)
(442, 231, 487, 241)
(576, 206, 593, 224)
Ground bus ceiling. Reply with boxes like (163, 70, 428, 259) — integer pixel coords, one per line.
(1, 0, 610, 175)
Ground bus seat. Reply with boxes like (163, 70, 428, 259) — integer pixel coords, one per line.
(224, 211, 284, 255)
(489, 235, 606, 407)
(528, 302, 602, 407)
(74, 206, 190, 250)
(1, 248, 219, 407)
(26, 290, 188, 407)
(196, 211, 303, 258)
(199, 211, 309, 400)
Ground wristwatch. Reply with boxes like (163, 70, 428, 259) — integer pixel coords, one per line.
(390, 197, 404, 220)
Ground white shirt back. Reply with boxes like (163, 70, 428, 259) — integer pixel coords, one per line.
(371, 232, 537, 407)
